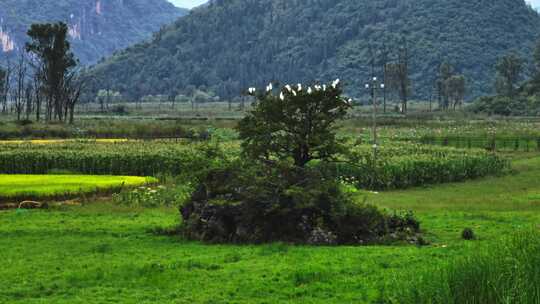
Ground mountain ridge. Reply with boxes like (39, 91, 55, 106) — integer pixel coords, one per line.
(87, 0, 540, 100)
(0, 0, 188, 64)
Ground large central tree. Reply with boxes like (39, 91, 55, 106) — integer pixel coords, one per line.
(238, 81, 351, 167)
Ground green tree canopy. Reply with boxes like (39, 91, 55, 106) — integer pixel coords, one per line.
(495, 53, 524, 98)
(238, 81, 350, 167)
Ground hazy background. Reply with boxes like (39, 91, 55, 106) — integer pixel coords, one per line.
(168, 0, 207, 9)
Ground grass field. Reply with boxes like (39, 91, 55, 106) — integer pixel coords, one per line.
(0, 154, 539, 303)
(0, 175, 156, 201)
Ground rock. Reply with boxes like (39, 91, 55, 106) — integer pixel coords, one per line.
(0, 203, 18, 210)
(18, 201, 48, 209)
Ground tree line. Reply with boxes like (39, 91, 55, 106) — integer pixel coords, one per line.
(470, 40, 540, 116)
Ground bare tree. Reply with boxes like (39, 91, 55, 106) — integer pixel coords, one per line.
(0, 60, 12, 114)
(33, 75, 43, 121)
(61, 70, 84, 124)
(13, 53, 28, 121)
(25, 82, 34, 120)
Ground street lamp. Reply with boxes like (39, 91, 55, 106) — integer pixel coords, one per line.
(365, 77, 385, 162)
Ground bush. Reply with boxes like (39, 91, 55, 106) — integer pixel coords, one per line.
(462, 228, 475, 240)
(180, 161, 421, 245)
(111, 105, 128, 115)
(113, 184, 192, 208)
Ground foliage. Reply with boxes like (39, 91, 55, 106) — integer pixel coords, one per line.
(180, 160, 421, 245)
(0, 119, 214, 140)
(495, 52, 524, 98)
(469, 95, 540, 116)
(238, 81, 350, 167)
(26, 22, 79, 123)
(0, 0, 186, 64)
(113, 184, 191, 208)
(86, 0, 540, 100)
(385, 230, 540, 304)
(183, 79, 427, 245)
(436, 62, 466, 111)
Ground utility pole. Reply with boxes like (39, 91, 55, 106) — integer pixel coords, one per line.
(365, 77, 385, 162)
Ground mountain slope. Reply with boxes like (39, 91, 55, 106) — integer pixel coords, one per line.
(0, 0, 187, 64)
(87, 0, 540, 100)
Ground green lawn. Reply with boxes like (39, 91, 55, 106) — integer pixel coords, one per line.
(0, 175, 156, 200)
(0, 156, 539, 303)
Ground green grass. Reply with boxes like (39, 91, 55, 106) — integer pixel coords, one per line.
(386, 230, 540, 304)
(0, 156, 539, 303)
(0, 175, 156, 201)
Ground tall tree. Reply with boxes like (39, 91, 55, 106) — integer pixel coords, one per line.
(437, 62, 454, 110)
(396, 37, 411, 114)
(495, 53, 523, 98)
(527, 39, 540, 94)
(446, 75, 466, 110)
(26, 22, 77, 122)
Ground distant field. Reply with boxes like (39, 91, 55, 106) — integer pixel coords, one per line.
(0, 139, 129, 145)
(0, 175, 156, 201)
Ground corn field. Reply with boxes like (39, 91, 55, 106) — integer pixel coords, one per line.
(0, 140, 509, 190)
(321, 142, 510, 190)
(0, 141, 231, 176)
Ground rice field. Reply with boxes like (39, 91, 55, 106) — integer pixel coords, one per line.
(0, 174, 156, 201)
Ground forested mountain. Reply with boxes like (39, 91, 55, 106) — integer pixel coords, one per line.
(0, 0, 187, 64)
(87, 0, 540, 100)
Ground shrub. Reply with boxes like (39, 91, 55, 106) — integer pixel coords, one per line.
(113, 184, 192, 208)
(180, 161, 421, 245)
(111, 105, 128, 115)
(462, 228, 476, 240)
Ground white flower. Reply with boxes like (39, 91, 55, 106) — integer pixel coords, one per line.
(307, 87, 313, 94)
(280, 92, 285, 101)
(266, 83, 273, 92)
(315, 85, 321, 91)
(332, 78, 340, 88)
(292, 90, 297, 96)
(372, 144, 378, 149)
(285, 84, 292, 92)
(248, 87, 256, 94)
(347, 98, 353, 104)
(323, 84, 327, 91)
(297, 83, 302, 91)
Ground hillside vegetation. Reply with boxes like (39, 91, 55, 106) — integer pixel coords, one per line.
(87, 0, 540, 100)
(0, 0, 187, 64)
